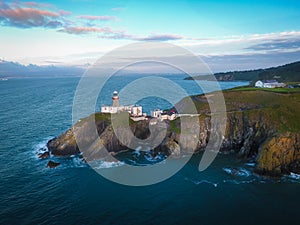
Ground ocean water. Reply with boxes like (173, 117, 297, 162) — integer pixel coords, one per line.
(0, 75, 300, 225)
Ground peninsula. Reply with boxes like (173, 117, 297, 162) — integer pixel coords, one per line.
(45, 86, 300, 177)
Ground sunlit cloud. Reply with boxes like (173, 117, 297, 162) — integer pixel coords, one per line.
(0, 1, 63, 28)
(59, 26, 114, 34)
(58, 10, 72, 16)
(136, 34, 183, 41)
(22, 1, 53, 8)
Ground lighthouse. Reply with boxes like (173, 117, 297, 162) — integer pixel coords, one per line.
(112, 91, 120, 107)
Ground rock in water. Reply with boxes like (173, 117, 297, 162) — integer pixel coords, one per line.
(47, 161, 61, 168)
(38, 151, 50, 159)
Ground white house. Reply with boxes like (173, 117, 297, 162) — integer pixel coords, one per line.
(131, 105, 143, 117)
(168, 113, 176, 121)
(255, 80, 285, 88)
(255, 80, 264, 88)
(151, 109, 163, 118)
(150, 109, 176, 121)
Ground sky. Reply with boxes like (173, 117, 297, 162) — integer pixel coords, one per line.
(0, 0, 300, 71)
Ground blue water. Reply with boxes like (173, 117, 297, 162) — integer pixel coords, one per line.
(0, 76, 299, 225)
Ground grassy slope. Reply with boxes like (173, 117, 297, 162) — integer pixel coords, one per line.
(185, 89, 300, 133)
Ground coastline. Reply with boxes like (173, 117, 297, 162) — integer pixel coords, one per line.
(44, 86, 300, 177)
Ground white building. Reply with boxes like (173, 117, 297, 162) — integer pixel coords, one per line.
(150, 109, 176, 121)
(101, 91, 145, 117)
(131, 105, 143, 117)
(151, 109, 163, 118)
(255, 80, 285, 88)
(101, 106, 119, 114)
(168, 113, 176, 121)
(255, 80, 264, 88)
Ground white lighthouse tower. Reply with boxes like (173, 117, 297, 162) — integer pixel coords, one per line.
(112, 91, 120, 107)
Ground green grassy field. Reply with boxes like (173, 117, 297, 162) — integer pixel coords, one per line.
(178, 89, 300, 133)
(229, 86, 300, 94)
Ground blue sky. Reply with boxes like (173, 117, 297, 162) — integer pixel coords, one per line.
(0, 0, 300, 71)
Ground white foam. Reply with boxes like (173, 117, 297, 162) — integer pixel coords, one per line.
(144, 152, 165, 162)
(133, 149, 141, 157)
(31, 137, 52, 159)
(71, 157, 87, 168)
(194, 180, 218, 187)
(186, 178, 218, 187)
(93, 160, 125, 169)
(288, 172, 300, 180)
(223, 167, 251, 177)
(223, 179, 256, 184)
(245, 163, 256, 167)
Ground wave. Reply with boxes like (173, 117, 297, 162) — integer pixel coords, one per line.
(91, 160, 125, 169)
(33, 137, 52, 158)
(32, 138, 87, 169)
(223, 167, 251, 177)
(144, 151, 166, 163)
(185, 177, 218, 187)
(223, 179, 256, 185)
(283, 172, 300, 183)
(244, 162, 256, 167)
(289, 172, 300, 180)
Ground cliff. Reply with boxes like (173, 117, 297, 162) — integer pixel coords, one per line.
(47, 90, 300, 176)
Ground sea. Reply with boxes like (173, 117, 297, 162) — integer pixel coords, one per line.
(0, 75, 300, 225)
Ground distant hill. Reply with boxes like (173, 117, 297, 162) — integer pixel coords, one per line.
(185, 61, 300, 82)
(0, 60, 85, 78)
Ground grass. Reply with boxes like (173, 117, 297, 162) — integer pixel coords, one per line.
(182, 89, 300, 133)
(229, 86, 300, 94)
(169, 119, 181, 133)
(94, 112, 112, 122)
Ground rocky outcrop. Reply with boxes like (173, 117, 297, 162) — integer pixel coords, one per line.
(47, 113, 151, 160)
(38, 151, 50, 159)
(47, 161, 60, 168)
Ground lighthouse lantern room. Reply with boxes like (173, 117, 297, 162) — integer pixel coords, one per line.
(112, 91, 120, 107)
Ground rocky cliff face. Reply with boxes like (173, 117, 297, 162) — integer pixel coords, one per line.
(47, 90, 300, 176)
(46, 110, 299, 176)
(256, 133, 300, 176)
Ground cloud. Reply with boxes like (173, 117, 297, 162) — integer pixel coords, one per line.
(177, 31, 300, 57)
(0, 1, 182, 42)
(22, 2, 53, 8)
(59, 26, 113, 35)
(0, 2, 63, 28)
(98, 32, 132, 40)
(58, 10, 72, 16)
(99, 33, 184, 41)
(246, 38, 300, 51)
(78, 15, 117, 21)
(135, 34, 183, 41)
